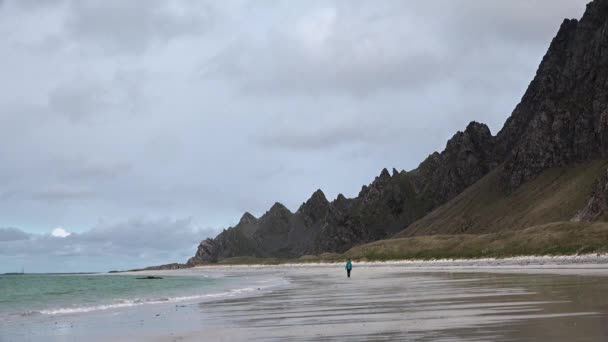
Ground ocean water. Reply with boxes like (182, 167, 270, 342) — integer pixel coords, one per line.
(0, 272, 265, 321)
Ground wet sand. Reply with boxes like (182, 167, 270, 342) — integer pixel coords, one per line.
(3, 261, 608, 341)
(165, 265, 608, 341)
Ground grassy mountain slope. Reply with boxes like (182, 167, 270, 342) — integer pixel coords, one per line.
(346, 222, 608, 260)
(397, 160, 608, 237)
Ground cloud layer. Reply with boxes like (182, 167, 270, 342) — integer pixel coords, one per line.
(0, 218, 213, 272)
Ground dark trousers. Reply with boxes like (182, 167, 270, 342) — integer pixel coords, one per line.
(347, 269, 351, 278)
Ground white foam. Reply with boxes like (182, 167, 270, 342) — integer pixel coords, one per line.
(36, 280, 287, 316)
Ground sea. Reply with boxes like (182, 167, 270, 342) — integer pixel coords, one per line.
(0, 271, 284, 323)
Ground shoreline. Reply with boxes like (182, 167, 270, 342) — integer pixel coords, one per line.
(181, 253, 608, 269)
(5, 262, 608, 341)
(136, 263, 608, 341)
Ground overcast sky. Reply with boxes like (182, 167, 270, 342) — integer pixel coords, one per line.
(0, 0, 589, 272)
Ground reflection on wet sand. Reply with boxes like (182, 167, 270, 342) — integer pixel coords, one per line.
(195, 268, 608, 341)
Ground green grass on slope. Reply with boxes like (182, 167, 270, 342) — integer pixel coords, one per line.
(345, 222, 608, 261)
(398, 160, 608, 237)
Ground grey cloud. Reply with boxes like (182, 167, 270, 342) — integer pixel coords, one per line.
(208, 0, 587, 96)
(207, 9, 446, 95)
(48, 82, 109, 122)
(64, 0, 212, 53)
(47, 76, 140, 122)
(0, 227, 31, 241)
(8, 0, 63, 10)
(81, 217, 205, 251)
(64, 162, 131, 181)
(258, 112, 401, 150)
(56, 157, 132, 181)
(31, 187, 97, 202)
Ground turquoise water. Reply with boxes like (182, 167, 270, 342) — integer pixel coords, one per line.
(0, 273, 231, 320)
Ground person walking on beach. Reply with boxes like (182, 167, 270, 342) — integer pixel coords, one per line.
(345, 259, 353, 278)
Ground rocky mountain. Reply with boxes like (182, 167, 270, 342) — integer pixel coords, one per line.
(189, 0, 608, 264)
(411, 121, 499, 206)
(188, 121, 512, 265)
(496, 0, 608, 189)
(189, 170, 434, 264)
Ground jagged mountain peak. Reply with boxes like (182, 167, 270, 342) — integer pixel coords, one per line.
(268, 202, 291, 214)
(583, 0, 608, 24)
(238, 212, 257, 225)
(298, 189, 329, 213)
(379, 168, 391, 179)
(309, 189, 328, 202)
(297, 189, 331, 224)
(445, 121, 493, 151)
(464, 121, 491, 135)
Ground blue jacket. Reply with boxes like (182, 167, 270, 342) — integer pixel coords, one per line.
(345, 261, 352, 270)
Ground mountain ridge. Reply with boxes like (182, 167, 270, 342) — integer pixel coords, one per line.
(188, 0, 608, 265)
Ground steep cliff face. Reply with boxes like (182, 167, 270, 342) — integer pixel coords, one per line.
(497, 0, 608, 188)
(412, 122, 499, 206)
(189, 0, 608, 264)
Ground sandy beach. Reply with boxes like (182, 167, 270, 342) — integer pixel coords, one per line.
(3, 257, 608, 341)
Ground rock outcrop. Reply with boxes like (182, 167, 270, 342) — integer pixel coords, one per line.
(573, 168, 608, 222)
(412, 121, 499, 206)
(188, 0, 608, 264)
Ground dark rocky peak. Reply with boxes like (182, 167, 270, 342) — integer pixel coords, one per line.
(331, 192, 353, 214)
(256, 202, 293, 228)
(310, 189, 328, 203)
(238, 212, 257, 225)
(444, 122, 494, 154)
(358, 168, 388, 196)
(298, 189, 329, 213)
(357, 167, 406, 205)
(267, 202, 291, 216)
(581, 0, 608, 28)
(464, 121, 492, 137)
(379, 168, 391, 180)
(298, 189, 331, 224)
(411, 121, 498, 205)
